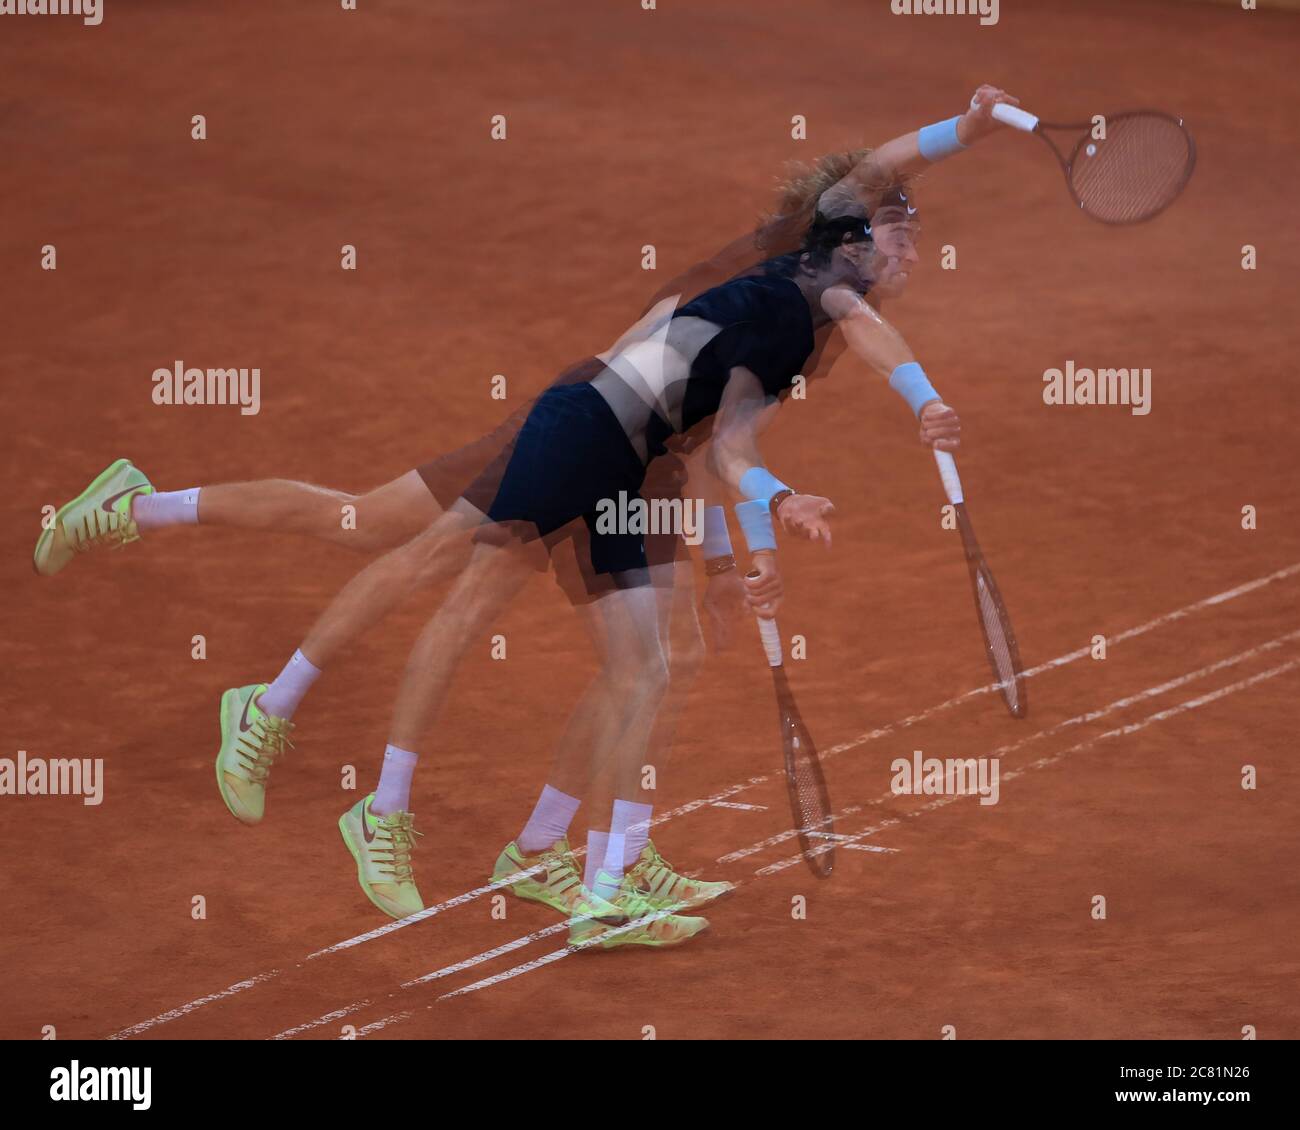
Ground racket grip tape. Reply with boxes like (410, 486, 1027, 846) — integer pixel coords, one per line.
(933, 449, 965, 506)
(991, 103, 1039, 132)
(755, 615, 783, 667)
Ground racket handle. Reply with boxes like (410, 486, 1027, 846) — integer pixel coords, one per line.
(755, 615, 783, 667)
(933, 449, 965, 505)
(991, 103, 1039, 132)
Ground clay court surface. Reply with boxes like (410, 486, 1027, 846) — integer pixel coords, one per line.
(3, 0, 1298, 1040)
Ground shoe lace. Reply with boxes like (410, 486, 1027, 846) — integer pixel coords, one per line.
(642, 841, 671, 873)
(617, 890, 684, 929)
(70, 504, 140, 554)
(380, 813, 423, 883)
(541, 845, 595, 903)
(243, 714, 295, 783)
(629, 841, 673, 889)
(538, 846, 569, 882)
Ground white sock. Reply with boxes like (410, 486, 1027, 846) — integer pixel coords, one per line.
(372, 744, 419, 816)
(585, 831, 614, 898)
(132, 488, 201, 532)
(612, 798, 654, 868)
(518, 785, 581, 854)
(256, 649, 322, 721)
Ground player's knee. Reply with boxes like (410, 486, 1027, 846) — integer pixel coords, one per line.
(345, 494, 428, 554)
(609, 645, 669, 706)
(317, 487, 385, 552)
(346, 519, 404, 553)
(404, 526, 468, 585)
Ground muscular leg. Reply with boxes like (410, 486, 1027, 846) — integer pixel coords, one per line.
(538, 580, 668, 894)
(538, 595, 629, 802)
(386, 537, 540, 751)
(527, 557, 702, 828)
(634, 557, 707, 796)
(298, 499, 484, 667)
(583, 581, 673, 803)
(196, 469, 441, 552)
(588, 561, 700, 806)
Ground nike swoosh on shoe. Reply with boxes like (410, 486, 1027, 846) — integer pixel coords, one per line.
(239, 692, 259, 733)
(101, 484, 144, 513)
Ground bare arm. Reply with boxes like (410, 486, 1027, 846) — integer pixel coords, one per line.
(706, 366, 777, 495)
(709, 365, 837, 542)
(822, 285, 962, 453)
(821, 285, 915, 374)
(840, 84, 1022, 194)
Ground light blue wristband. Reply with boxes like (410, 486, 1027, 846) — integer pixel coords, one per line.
(739, 466, 791, 503)
(701, 506, 733, 560)
(917, 115, 966, 163)
(733, 499, 776, 554)
(889, 362, 942, 418)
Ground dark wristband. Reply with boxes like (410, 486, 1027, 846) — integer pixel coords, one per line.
(705, 554, 737, 576)
(769, 489, 795, 522)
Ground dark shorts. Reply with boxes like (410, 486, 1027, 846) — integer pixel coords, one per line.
(480, 380, 649, 573)
(416, 363, 689, 601)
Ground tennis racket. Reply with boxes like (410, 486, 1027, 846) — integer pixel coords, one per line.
(932, 450, 1027, 719)
(753, 610, 834, 878)
(991, 102, 1196, 225)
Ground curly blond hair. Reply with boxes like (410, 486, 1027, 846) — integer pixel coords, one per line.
(755, 148, 916, 256)
(752, 148, 868, 252)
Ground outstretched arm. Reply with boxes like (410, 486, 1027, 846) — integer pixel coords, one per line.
(842, 84, 1022, 194)
(821, 285, 961, 452)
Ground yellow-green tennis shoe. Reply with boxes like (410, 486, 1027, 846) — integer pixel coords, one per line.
(622, 840, 734, 912)
(492, 838, 626, 926)
(215, 684, 293, 825)
(339, 794, 425, 920)
(569, 878, 709, 950)
(34, 457, 154, 576)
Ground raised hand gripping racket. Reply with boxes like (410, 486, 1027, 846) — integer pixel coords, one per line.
(990, 101, 1196, 225)
(753, 612, 834, 878)
(932, 450, 1027, 719)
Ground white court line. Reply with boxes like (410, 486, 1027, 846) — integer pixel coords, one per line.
(106, 562, 1300, 1039)
(306, 776, 768, 960)
(342, 902, 716, 1035)
(106, 971, 281, 1041)
(353, 1011, 413, 1037)
(813, 561, 1300, 767)
(721, 627, 1300, 864)
(107, 777, 761, 1038)
(270, 999, 375, 1040)
(711, 801, 768, 811)
(343, 645, 1300, 1032)
(271, 923, 571, 1039)
(403, 921, 570, 985)
(758, 655, 1300, 876)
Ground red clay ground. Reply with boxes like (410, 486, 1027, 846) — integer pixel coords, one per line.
(2, 0, 1298, 1040)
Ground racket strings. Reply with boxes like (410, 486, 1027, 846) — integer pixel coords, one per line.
(793, 771, 830, 833)
(976, 571, 1023, 715)
(1069, 114, 1193, 223)
(787, 728, 834, 880)
(789, 734, 831, 833)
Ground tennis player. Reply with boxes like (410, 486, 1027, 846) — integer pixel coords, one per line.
(33, 85, 1019, 948)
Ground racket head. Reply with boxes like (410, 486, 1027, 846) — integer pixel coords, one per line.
(1043, 111, 1196, 225)
(954, 507, 1028, 719)
(773, 667, 835, 878)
